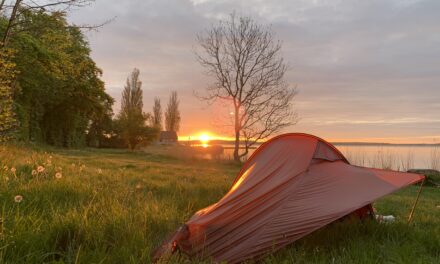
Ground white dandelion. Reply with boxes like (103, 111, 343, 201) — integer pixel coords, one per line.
(37, 166, 45, 173)
(14, 195, 23, 203)
(55, 172, 62, 179)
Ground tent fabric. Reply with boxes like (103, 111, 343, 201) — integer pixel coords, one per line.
(156, 133, 424, 263)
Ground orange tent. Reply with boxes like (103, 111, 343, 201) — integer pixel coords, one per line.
(155, 133, 424, 263)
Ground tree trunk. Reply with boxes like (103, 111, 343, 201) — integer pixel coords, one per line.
(0, 0, 7, 12)
(233, 105, 240, 162)
(2, 0, 22, 47)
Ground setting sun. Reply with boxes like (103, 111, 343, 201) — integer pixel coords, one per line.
(199, 133, 211, 143)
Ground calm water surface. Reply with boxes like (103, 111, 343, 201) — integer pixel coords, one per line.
(219, 144, 439, 171)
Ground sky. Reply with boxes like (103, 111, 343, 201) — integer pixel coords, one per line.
(69, 0, 440, 143)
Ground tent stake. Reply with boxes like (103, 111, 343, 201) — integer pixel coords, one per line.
(407, 179, 425, 224)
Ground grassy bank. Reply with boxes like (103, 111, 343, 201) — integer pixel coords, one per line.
(0, 145, 439, 263)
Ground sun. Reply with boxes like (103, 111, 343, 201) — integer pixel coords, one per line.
(199, 133, 211, 144)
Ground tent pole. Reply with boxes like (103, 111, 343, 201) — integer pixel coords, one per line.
(407, 179, 425, 224)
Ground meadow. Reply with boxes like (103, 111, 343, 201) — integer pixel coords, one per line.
(0, 145, 439, 263)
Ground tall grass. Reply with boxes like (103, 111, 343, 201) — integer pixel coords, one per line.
(430, 145, 440, 171)
(340, 146, 437, 172)
(0, 145, 439, 263)
(399, 150, 415, 172)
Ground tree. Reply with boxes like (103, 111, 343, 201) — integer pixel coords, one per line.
(1, 10, 113, 147)
(196, 14, 298, 161)
(0, 45, 17, 142)
(117, 68, 157, 150)
(151, 97, 162, 130)
(164, 91, 180, 132)
(0, 0, 96, 47)
(86, 96, 114, 148)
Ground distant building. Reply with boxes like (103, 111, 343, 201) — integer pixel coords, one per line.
(159, 131, 178, 144)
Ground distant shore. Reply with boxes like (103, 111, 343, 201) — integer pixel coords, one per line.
(180, 139, 440, 147)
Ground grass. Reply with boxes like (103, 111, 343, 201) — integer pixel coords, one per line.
(0, 144, 439, 263)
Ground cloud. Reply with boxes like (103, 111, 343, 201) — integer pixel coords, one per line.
(68, 0, 440, 141)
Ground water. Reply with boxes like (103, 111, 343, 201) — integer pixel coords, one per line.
(219, 144, 440, 171)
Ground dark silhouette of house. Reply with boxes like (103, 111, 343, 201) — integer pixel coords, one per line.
(159, 131, 178, 144)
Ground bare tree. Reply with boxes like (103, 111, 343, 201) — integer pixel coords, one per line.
(196, 14, 298, 161)
(0, 0, 8, 13)
(1, 0, 22, 46)
(165, 91, 180, 132)
(151, 97, 162, 130)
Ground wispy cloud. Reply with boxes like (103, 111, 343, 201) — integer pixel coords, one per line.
(309, 118, 440, 126)
(68, 0, 440, 142)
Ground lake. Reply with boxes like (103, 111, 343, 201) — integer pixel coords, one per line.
(218, 144, 439, 171)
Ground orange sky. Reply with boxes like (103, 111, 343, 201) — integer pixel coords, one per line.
(69, 0, 440, 144)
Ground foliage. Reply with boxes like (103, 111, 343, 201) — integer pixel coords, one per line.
(151, 97, 162, 131)
(164, 91, 180, 132)
(0, 10, 113, 147)
(0, 44, 18, 141)
(117, 68, 158, 150)
(0, 145, 439, 263)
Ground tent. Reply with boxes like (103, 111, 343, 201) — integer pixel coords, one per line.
(154, 133, 424, 263)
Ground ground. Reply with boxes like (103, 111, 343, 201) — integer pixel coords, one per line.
(0, 145, 439, 263)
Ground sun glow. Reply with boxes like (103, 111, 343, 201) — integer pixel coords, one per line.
(199, 133, 210, 143)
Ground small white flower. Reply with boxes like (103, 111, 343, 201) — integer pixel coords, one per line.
(31, 170, 37, 176)
(37, 166, 45, 173)
(10, 167, 16, 173)
(14, 195, 23, 203)
(55, 172, 62, 179)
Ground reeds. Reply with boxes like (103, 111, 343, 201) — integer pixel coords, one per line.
(340, 147, 418, 171)
(430, 145, 440, 171)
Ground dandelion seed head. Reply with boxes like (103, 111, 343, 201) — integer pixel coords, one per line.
(31, 170, 37, 176)
(14, 195, 23, 203)
(55, 172, 62, 179)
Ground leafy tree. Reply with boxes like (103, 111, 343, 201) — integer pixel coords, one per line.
(86, 97, 114, 148)
(117, 68, 157, 150)
(151, 97, 162, 130)
(1, 0, 96, 47)
(165, 91, 180, 132)
(0, 10, 113, 147)
(0, 44, 17, 141)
